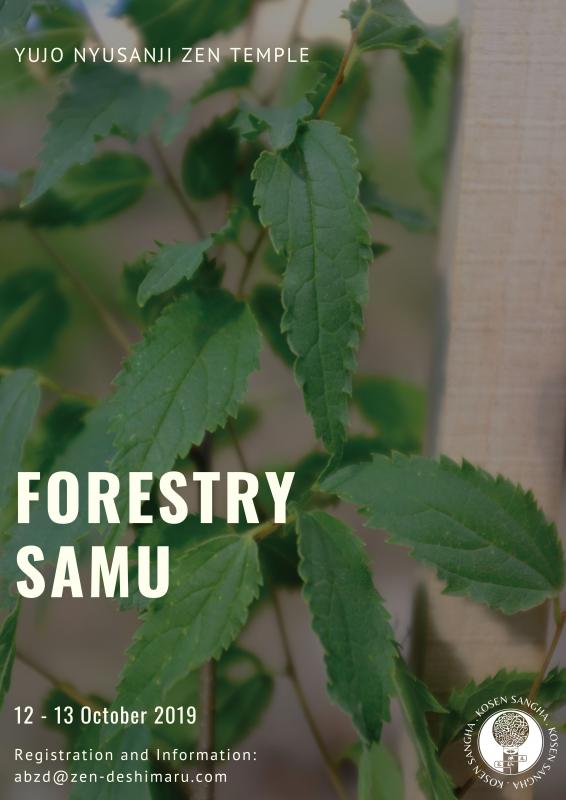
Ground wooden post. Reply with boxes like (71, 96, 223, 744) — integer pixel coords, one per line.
(421, 0, 566, 795)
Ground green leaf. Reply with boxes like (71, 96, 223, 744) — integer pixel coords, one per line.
(160, 645, 273, 749)
(283, 44, 370, 137)
(193, 60, 256, 104)
(25, 4, 87, 74)
(298, 511, 396, 743)
(119, 0, 252, 58)
(250, 284, 294, 367)
(0, 0, 32, 34)
(137, 238, 212, 307)
(136, 209, 246, 307)
(117, 534, 261, 711)
(24, 397, 90, 473)
(160, 99, 192, 145)
(109, 290, 260, 477)
(404, 37, 455, 204)
(394, 659, 455, 800)
(6, 153, 151, 227)
(437, 667, 566, 752)
(254, 120, 371, 453)
(346, 0, 454, 56)
(182, 113, 239, 200)
(353, 375, 426, 452)
(26, 65, 169, 203)
(0, 601, 19, 709)
(0, 369, 39, 509)
(360, 179, 433, 233)
(234, 97, 313, 150)
(322, 454, 566, 613)
(358, 742, 404, 800)
(0, 268, 69, 368)
(214, 205, 247, 245)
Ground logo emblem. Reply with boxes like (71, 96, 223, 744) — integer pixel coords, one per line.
(477, 709, 544, 776)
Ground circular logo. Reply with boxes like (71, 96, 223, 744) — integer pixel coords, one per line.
(460, 697, 560, 791)
(477, 710, 544, 775)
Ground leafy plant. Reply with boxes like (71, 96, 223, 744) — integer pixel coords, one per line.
(1, 2, 565, 800)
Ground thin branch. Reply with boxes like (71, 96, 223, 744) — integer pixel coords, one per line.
(262, 0, 310, 104)
(272, 590, 350, 800)
(227, 418, 251, 471)
(29, 227, 131, 353)
(528, 606, 566, 702)
(0, 366, 95, 404)
(149, 134, 207, 239)
(237, 228, 266, 297)
(16, 650, 102, 711)
(317, 28, 359, 119)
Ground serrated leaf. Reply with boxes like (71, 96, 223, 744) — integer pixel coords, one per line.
(360, 179, 433, 233)
(0, 369, 39, 509)
(437, 667, 566, 752)
(137, 238, 212, 307)
(136, 209, 246, 307)
(119, 0, 252, 58)
(250, 284, 294, 367)
(0, 601, 19, 709)
(353, 375, 426, 452)
(283, 44, 370, 137)
(348, 0, 454, 55)
(213, 205, 247, 245)
(117, 534, 261, 711)
(254, 120, 371, 453)
(6, 153, 151, 227)
(122, 517, 233, 612)
(298, 511, 396, 743)
(182, 113, 239, 200)
(234, 97, 313, 150)
(358, 742, 404, 800)
(193, 60, 255, 104)
(0, 268, 69, 368)
(26, 64, 169, 203)
(322, 454, 566, 613)
(394, 659, 455, 800)
(109, 290, 261, 477)
(160, 645, 273, 749)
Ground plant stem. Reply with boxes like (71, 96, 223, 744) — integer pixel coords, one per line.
(16, 650, 102, 711)
(196, 660, 216, 800)
(29, 227, 131, 354)
(272, 590, 350, 800)
(149, 134, 207, 239)
(237, 228, 266, 297)
(227, 418, 251, 471)
(528, 604, 566, 702)
(261, 0, 310, 104)
(317, 28, 359, 119)
(0, 366, 95, 404)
